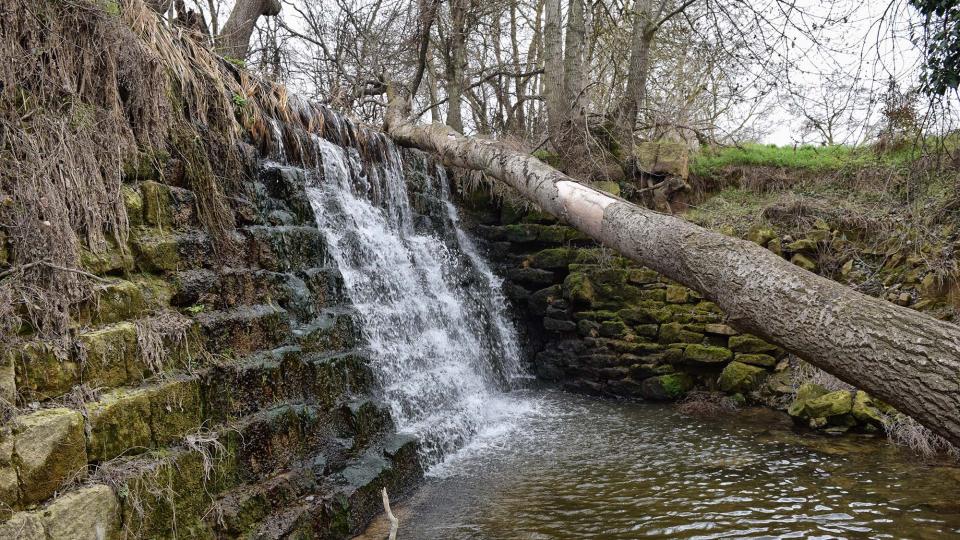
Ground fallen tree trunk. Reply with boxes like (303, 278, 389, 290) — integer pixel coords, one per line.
(385, 102, 960, 448)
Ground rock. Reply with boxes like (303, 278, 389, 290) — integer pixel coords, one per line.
(41, 484, 121, 539)
(719, 361, 767, 393)
(86, 389, 153, 462)
(14, 408, 87, 505)
(544, 318, 577, 333)
(728, 334, 778, 355)
(681, 344, 733, 366)
(77, 322, 138, 388)
(704, 323, 737, 336)
(665, 285, 690, 304)
(75, 280, 146, 326)
(766, 237, 783, 256)
(734, 353, 777, 368)
(507, 267, 556, 286)
(529, 285, 563, 316)
(591, 180, 621, 196)
(0, 512, 45, 539)
(562, 272, 595, 308)
(598, 320, 629, 338)
(658, 322, 704, 344)
(795, 382, 829, 403)
(747, 227, 776, 247)
(12, 341, 80, 401)
(790, 253, 817, 272)
(528, 248, 578, 270)
(617, 307, 656, 325)
(639, 373, 694, 400)
(801, 390, 853, 419)
(851, 391, 885, 427)
(786, 238, 817, 252)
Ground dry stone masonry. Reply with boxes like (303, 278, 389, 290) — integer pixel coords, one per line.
(0, 164, 422, 537)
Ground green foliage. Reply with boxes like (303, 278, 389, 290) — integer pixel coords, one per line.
(910, 0, 960, 95)
(690, 144, 917, 176)
(231, 93, 248, 107)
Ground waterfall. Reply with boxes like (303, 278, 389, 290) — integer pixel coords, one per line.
(266, 106, 530, 467)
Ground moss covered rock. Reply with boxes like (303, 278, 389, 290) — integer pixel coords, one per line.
(86, 389, 153, 462)
(76, 280, 147, 326)
(851, 391, 885, 427)
(665, 285, 690, 304)
(563, 272, 596, 308)
(13, 342, 80, 401)
(639, 373, 694, 400)
(681, 344, 733, 366)
(658, 322, 704, 345)
(14, 408, 87, 505)
(528, 248, 578, 270)
(734, 353, 777, 368)
(719, 361, 767, 393)
(728, 334, 778, 355)
(42, 484, 121, 539)
(790, 253, 817, 272)
(77, 322, 138, 388)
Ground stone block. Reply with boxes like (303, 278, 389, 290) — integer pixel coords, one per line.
(148, 378, 202, 446)
(639, 373, 693, 400)
(665, 285, 690, 304)
(12, 342, 80, 402)
(14, 408, 87, 505)
(41, 484, 121, 539)
(75, 280, 146, 326)
(719, 361, 767, 393)
(86, 389, 152, 462)
(658, 322, 704, 345)
(682, 344, 733, 366)
(77, 322, 138, 389)
(528, 248, 578, 270)
(0, 512, 45, 539)
(728, 334, 779, 355)
(734, 353, 777, 368)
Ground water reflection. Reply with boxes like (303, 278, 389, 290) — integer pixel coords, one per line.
(359, 390, 960, 539)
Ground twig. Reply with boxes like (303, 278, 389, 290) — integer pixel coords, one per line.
(0, 260, 111, 283)
(381, 487, 399, 540)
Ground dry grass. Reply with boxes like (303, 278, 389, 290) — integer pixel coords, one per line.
(135, 310, 196, 377)
(677, 391, 740, 416)
(790, 358, 853, 392)
(882, 412, 960, 460)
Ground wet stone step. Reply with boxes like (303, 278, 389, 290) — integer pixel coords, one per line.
(295, 307, 360, 353)
(194, 304, 291, 355)
(130, 227, 235, 273)
(242, 225, 327, 272)
(255, 166, 316, 226)
(171, 266, 345, 320)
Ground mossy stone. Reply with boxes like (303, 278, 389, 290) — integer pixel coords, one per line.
(747, 226, 776, 246)
(719, 361, 767, 393)
(78, 322, 138, 388)
(563, 272, 596, 308)
(122, 185, 144, 227)
(86, 389, 153, 461)
(617, 307, 656, 325)
(13, 342, 80, 401)
(734, 353, 777, 368)
(80, 241, 135, 275)
(786, 238, 817, 252)
(790, 253, 817, 272)
(149, 379, 202, 446)
(14, 408, 87, 505)
(728, 334, 778, 354)
(142, 180, 174, 228)
(639, 373, 693, 400)
(0, 512, 44, 539)
(851, 391, 884, 426)
(42, 484, 121, 539)
(802, 390, 853, 419)
(0, 354, 14, 405)
(767, 237, 783, 256)
(682, 344, 733, 366)
(598, 319, 629, 338)
(659, 322, 704, 345)
(665, 285, 690, 304)
(132, 231, 181, 273)
(627, 268, 660, 285)
(528, 248, 578, 270)
(76, 280, 146, 326)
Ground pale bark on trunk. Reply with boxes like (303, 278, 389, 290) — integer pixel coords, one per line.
(384, 106, 960, 448)
(216, 0, 281, 61)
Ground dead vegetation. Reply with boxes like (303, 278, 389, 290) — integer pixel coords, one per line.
(881, 412, 960, 460)
(677, 391, 740, 416)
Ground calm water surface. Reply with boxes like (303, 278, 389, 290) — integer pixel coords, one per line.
(360, 389, 960, 539)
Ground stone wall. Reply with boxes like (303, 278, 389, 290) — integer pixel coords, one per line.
(458, 187, 888, 435)
(0, 165, 421, 537)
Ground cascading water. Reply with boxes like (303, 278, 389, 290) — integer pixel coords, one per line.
(264, 105, 533, 468)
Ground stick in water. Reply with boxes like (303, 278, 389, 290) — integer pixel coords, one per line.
(381, 487, 399, 540)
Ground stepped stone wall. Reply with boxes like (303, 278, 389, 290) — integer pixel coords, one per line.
(457, 188, 888, 434)
(0, 163, 422, 537)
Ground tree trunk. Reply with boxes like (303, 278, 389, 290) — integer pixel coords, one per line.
(384, 104, 960, 448)
(543, 0, 564, 148)
(444, 0, 469, 133)
(216, 0, 281, 61)
(614, 20, 654, 156)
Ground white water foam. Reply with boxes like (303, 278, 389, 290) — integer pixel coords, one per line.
(295, 124, 534, 468)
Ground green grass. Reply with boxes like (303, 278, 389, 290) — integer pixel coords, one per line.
(690, 143, 922, 177)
